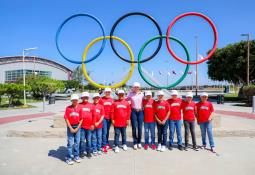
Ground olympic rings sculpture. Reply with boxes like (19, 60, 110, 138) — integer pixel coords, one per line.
(55, 12, 218, 89)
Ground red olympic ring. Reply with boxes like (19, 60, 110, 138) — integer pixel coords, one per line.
(166, 12, 218, 65)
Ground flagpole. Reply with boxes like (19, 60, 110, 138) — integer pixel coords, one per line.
(195, 36, 198, 96)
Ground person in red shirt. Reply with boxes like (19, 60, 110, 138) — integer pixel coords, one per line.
(196, 92, 215, 153)
(167, 90, 183, 151)
(64, 94, 83, 165)
(154, 91, 170, 152)
(91, 93, 105, 156)
(142, 91, 156, 150)
(99, 87, 114, 152)
(79, 92, 95, 159)
(181, 92, 198, 151)
(111, 89, 131, 153)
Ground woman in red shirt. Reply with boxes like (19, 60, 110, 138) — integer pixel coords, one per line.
(64, 94, 83, 165)
(181, 92, 198, 151)
(196, 92, 215, 153)
(111, 89, 131, 153)
(99, 88, 114, 152)
(142, 91, 156, 150)
(79, 92, 95, 159)
(154, 91, 170, 152)
(92, 93, 105, 156)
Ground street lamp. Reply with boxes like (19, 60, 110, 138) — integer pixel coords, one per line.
(195, 36, 199, 96)
(22, 47, 38, 106)
(241, 34, 251, 86)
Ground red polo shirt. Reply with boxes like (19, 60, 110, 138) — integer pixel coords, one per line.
(142, 99, 155, 123)
(181, 101, 196, 122)
(153, 100, 170, 121)
(196, 101, 214, 123)
(93, 103, 105, 129)
(79, 102, 95, 130)
(99, 96, 114, 120)
(167, 98, 182, 120)
(111, 99, 131, 127)
(64, 105, 82, 125)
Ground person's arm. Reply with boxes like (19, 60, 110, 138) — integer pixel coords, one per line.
(126, 102, 131, 125)
(111, 103, 115, 125)
(208, 103, 214, 121)
(96, 107, 105, 126)
(65, 119, 75, 133)
(155, 114, 162, 124)
(162, 103, 170, 124)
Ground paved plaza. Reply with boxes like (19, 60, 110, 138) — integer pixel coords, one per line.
(0, 100, 255, 175)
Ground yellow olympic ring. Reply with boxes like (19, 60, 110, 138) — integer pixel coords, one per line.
(82, 36, 135, 89)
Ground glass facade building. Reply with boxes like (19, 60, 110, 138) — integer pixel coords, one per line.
(5, 69, 52, 82)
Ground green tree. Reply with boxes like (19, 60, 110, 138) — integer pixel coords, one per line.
(0, 84, 6, 106)
(26, 76, 64, 98)
(62, 80, 80, 90)
(207, 40, 255, 85)
(4, 83, 30, 107)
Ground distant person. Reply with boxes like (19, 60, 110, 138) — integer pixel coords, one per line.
(99, 88, 114, 153)
(181, 92, 198, 151)
(142, 91, 156, 150)
(64, 94, 83, 165)
(196, 92, 216, 153)
(154, 91, 170, 152)
(92, 93, 105, 156)
(167, 90, 183, 151)
(79, 92, 95, 159)
(126, 82, 144, 150)
(111, 89, 131, 153)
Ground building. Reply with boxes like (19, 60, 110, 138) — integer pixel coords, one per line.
(0, 56, 72, 83)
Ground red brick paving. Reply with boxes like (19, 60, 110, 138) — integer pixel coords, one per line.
(215, 110, 255, 120)
(0, 112, 56, 125)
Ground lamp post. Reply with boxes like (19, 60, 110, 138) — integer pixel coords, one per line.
(195, 36, 199, 96)
(241, 34, 250, 86)
(22, 47, 38, 106)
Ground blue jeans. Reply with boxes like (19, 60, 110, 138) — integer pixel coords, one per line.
(144, 122, 156, 145)
(131, 109, 144, 144)
(169, 120, 182, 146)
(92, 128, 102, 152)
(157, 121, 168, 146)
(114, 127, 126, 147)
(102, 118, 111, 146)
(80, 128, 92, 154)
(199, 121, 215, 148)
(67, 126, 80, 159)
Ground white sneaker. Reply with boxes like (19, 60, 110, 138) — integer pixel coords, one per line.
(66, 159, 74, 165)
(133, 144, 138, 150)
(123, 144, 128, 151)
(138, 144, 142, 149)
(74, 157, 82, 163)
(114, 146, 120, 153)
(157, 144, 161, 151)
(92, 151, 98, 156)
(160, 145, 166, 152)
(97, 151, 102, 155)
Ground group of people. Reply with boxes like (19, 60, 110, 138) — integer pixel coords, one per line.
(64, 82, 215, 165)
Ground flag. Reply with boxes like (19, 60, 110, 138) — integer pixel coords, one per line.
(167, 72, 171, 76)
(188, 71, 192, 74)
(172, 70, 177, 75)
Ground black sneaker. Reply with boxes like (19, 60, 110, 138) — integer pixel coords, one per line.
(80, 152, 86, 159)
(169, 146, 173, 151)
(178, 145, 183, 151)
(193, 146, 199, 151)
(87, 152, 92, 159)
(184, 146, 188, 151)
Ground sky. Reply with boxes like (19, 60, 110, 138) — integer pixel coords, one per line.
(1, 0, 255, 87)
